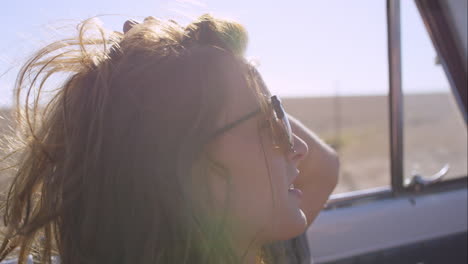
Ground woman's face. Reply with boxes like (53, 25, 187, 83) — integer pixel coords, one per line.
(205, 68, 309, 247)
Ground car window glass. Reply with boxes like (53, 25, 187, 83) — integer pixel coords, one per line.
(276, 1, 390, 194)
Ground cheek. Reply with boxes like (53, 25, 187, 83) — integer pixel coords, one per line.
(207, 133, 306, 243)
(209, 134, 275, 221)
(212, 139, 285, 213)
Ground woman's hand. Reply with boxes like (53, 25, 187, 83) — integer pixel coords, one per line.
(123, 19, 139, 33)
(123, 17, 159, 34)
(289, 115, 339, 226)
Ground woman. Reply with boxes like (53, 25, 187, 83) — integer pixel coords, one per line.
(0, 15, 338, 264)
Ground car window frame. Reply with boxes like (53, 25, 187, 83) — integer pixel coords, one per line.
(325, 0, 467, 209)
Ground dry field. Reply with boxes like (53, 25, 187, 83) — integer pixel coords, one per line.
(283, 93, 467, 193)
(0, 93, 466, 195)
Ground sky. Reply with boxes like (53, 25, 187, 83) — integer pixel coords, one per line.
(0, 0, 451, 106)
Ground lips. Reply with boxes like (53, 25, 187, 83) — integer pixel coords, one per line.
(288, 187, 303, 198)
(287, 169, 302, 199)
(287, 168, 300, 188)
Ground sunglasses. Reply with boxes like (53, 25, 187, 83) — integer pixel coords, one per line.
(209, 95, 294, 153)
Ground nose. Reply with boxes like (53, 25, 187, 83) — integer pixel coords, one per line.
(288, 134, 308, 165)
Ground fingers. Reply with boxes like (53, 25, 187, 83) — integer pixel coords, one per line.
(143, 16, 158, 23)
(123, 17, 160, 33)
(123, 19, 139, 33)
(123, 17, 166, 34)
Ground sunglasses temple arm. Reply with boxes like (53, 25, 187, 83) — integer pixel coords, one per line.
(209, 108, 261, 140)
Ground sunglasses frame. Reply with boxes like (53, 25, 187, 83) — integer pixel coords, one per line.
(208, 95, 294, 153)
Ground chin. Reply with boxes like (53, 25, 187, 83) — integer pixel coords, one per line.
(269, 209, 308, 242)
(287, 209, 308, 238)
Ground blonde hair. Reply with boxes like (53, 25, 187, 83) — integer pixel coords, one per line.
(0, 14, 284, 264)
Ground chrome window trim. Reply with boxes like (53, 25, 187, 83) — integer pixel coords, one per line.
(325, 177, 467, 209)
(387, 0, 405, 194)
(325, 187, 392, 209)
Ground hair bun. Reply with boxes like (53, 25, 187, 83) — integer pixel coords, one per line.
(183, 14, 248, 56)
